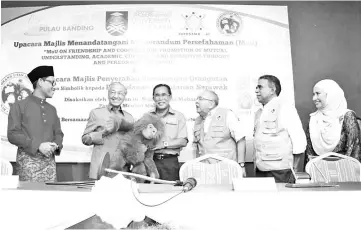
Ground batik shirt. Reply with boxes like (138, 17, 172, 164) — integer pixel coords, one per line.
(305, 111, 361, 163)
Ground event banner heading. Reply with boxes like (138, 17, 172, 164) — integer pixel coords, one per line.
(1, 4, 294, 162)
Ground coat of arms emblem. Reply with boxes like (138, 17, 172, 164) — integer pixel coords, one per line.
(1, 72, 33, 115)
(106, 11, 128, 36)
(217, 12, 242, 36)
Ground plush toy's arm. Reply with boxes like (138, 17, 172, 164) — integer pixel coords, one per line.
(143, 149, 159, 179)
(114, 113, 135, 132)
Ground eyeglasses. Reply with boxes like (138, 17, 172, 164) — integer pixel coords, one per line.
(154, 93, 170, 99)
(196, 96, 214, 102)
(43, 79, 56, 86)
(110, 91, 126, 97)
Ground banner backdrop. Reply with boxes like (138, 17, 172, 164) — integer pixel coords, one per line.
(1, 4, 294, 162)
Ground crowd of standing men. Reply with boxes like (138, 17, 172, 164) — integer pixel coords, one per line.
(7, 65, 361, 184)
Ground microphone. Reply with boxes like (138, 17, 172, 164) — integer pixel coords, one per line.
(182, 178, 197, 193)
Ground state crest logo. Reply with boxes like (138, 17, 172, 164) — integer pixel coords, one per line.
(216, 12, 243, 36)
(1, 72, 33, 115)
(106, 11, 128, 36)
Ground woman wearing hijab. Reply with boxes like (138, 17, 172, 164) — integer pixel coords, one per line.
(305, 79, 361, 164)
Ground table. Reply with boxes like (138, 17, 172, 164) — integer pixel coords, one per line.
(1, 181, 361, 230)
(13, 181, 361, 192)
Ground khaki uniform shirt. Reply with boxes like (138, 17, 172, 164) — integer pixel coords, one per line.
(149, 107, 188, 155)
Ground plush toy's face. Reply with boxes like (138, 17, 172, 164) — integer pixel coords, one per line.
(141, 124, 158, 140)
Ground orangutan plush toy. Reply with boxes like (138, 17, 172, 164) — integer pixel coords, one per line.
(116, 113, 164, 182)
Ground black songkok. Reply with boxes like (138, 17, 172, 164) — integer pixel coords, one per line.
(27, 66, 54, 83)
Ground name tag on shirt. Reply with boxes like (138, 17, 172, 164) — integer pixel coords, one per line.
(166, 117, 178, 125)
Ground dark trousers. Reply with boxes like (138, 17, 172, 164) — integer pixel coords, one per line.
(154, 155, 180, 181)
(255, 167, 295, 183)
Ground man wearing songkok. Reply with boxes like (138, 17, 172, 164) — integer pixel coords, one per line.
(254, 75, 306, 183)
(82, 82, 134, 179)
(7, 65, 64, 182)
(149, 84, 188, 181)
(193, 90, 246, 177)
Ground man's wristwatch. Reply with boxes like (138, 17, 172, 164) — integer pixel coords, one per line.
(163, 141, 169, 149)
(239, 162, 245, 168)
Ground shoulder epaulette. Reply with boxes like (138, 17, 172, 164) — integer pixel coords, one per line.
(94, 104, 107, 110)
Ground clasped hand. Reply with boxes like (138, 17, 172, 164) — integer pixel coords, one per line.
(102, 117, 116, 137)
(39, 142, 58, 157)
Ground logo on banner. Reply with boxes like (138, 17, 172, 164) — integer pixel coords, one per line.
(106, 11, 128, 36)
(217, 12, 242, 36)
(1, 73, 33, 115)
(133, 10, 172, 30)
(181, 12, 205, 33)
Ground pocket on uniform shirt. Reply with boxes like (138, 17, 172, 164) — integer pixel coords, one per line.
(262, 117, 278, 134)
(165, 119, 179, 139)
(260, 153, 283, 161)
(210, 125, 225, 138)
(257, 141, 283, 161)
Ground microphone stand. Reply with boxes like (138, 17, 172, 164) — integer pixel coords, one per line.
(104, 169, 183, 186)
(129, 178, 185, 207)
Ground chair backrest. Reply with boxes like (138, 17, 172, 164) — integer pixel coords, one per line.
(1, 158, 13, 176)
(305, 152, 361, 183)
(179, 154, 243, 185)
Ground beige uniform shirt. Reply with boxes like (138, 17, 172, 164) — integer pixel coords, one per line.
(149, 107, 188, 155)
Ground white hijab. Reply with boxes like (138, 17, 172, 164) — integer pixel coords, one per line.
(309, 79, 349, 155)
